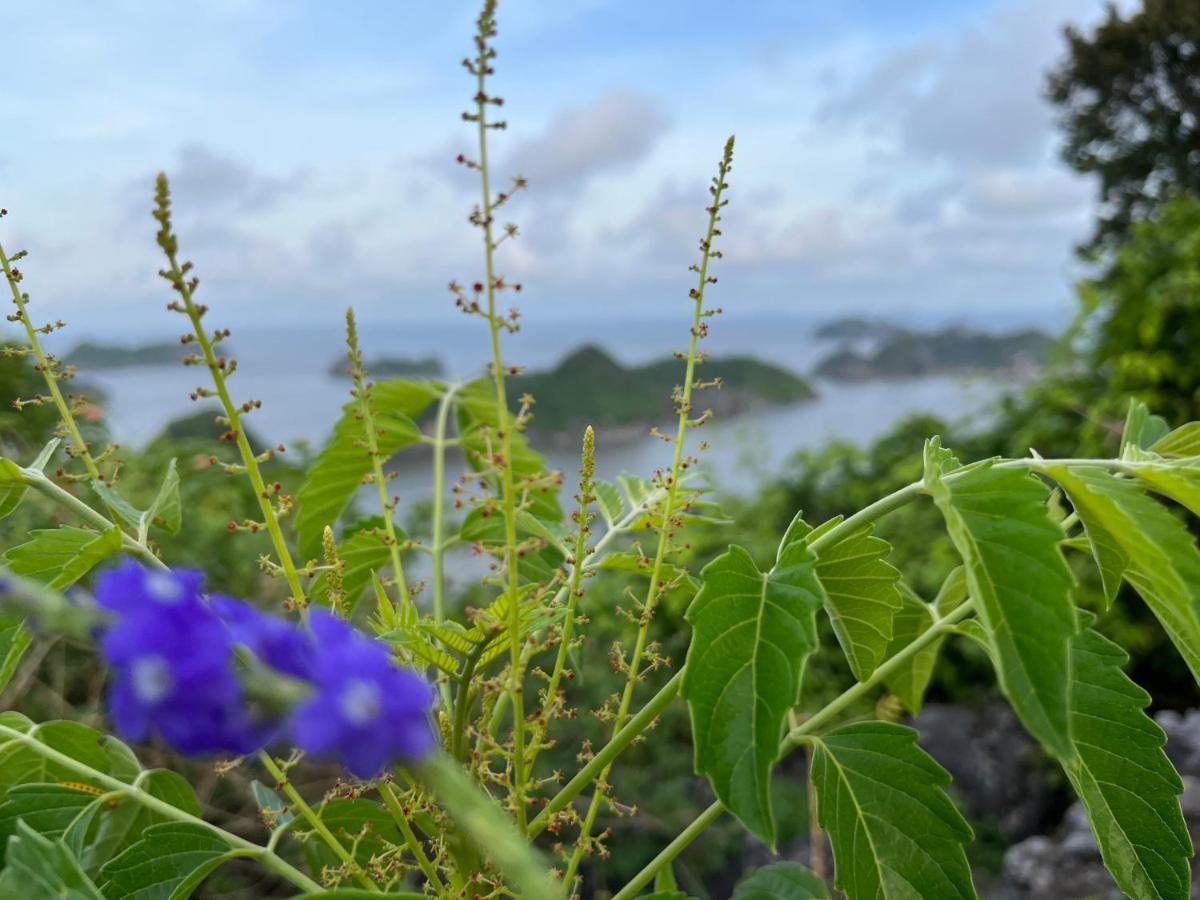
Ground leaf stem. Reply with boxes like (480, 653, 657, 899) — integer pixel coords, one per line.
(379, 780, 447, 893)
(430, 382, 463, 623)
(257, 751, 380, 892)
(0, 724, 320, 893)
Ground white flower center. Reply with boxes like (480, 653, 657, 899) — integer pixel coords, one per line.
(131, 656, 174, 704)
(338, 679, 381, 726)
(144, 572, 183, 604)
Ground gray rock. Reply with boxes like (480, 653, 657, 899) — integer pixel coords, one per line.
(1158, 710, 1200, 776)
(914, 703, 1058, 841)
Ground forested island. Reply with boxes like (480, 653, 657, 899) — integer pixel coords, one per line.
(66, 340, 192, 368)
(813, 322, 1054, 381)
(327, 355, 444, 378)
(518, 345, 814, 440)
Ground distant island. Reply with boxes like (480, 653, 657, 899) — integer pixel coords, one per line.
(813, 323, 1055, 381)
(518, 345, 815, 440)
(327, 355, 444, 378)
(813, 316, 907, 342)
(67, 340, 194, 368)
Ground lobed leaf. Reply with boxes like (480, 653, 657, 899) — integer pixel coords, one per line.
(1046, 464, 1200, 683)
(1064, 618, 1192, 900)
(927, 451, 1077, 759)
(681, 538, 825, 847)
(1152, 421, 1200, 457)
(3, 526, 123, 589)
(788, 514, 902, 682)
(809, 722, 975, 899)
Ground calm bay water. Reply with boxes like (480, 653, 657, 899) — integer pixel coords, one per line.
(73, 316, 1021, 500)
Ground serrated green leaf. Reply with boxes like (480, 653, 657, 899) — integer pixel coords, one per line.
(1152, 422, 1200, 457)
(1063, 618, 1192, 900)
(0, 820, 103, 899)
(1046, 465, 1200, 684)
(927, 458, 1077, 759)
(681, 539, 825, 847)
(51, 527, 123, 590)
(0, 784, 96, 861)
(296, 378, 437, 561)
(456, 379, 562, 522)
(0, 457, 28, 519)
(809, 722, 975, 900)
(98, 821, 235, 900)
(789, 514, 902, 682)
(881, 585, 942, 714)
(2, 526, 123, 589)
(89, 482, 145, 532)
(0, 615, 32, 693)
(732, 862, 829, 899)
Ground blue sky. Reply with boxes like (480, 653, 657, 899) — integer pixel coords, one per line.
(1, 0, 1122, 334)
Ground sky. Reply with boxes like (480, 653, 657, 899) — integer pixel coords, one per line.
(0, 0, 1127, 336)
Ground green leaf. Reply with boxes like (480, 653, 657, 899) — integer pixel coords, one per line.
(1127, 456, 1200, 518)
(98, 822, 234, 899)
(681, 538, 825, 847)
(1152, 422, 1200, 457)
(295, 378, 437, 561)
(146, 459, 181, 535)
(51, 527, 123, 590)
(1122, 399, 1170, 453)
(456, 378, 562, 522)
(732, 862, 829, 899)
(788, 514, 902, 682)
(882, 568, 966, 714)
(0, 820, 103, 899)
(927, 453, 1077, 759)
(1046, 464, 1200, 683)
(592, 479, 625, 528)
(653, 862, 679, 892)
(809, 722, 975, 899)
(460, 506, 566, 584)
(2, 526, 123, 589)
(0, 457, 28, 520)
(249, 780, 296, 831)
(66, 771, 200, 876)
(0, 784, 96, 860)
(90, 482, 145, 532)
(1063, 618, 1192, 900)
(0, 615, 32, 694)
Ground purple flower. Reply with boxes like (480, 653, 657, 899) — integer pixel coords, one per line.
(209, 594, 315, 680)
(289, 610, 436, 777)
(96, 563, 267, 755)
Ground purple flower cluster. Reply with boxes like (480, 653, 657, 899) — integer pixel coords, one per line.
(95, 562, 436, 777)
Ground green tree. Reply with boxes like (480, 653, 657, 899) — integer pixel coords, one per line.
(1047, 0, 1200, 252)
